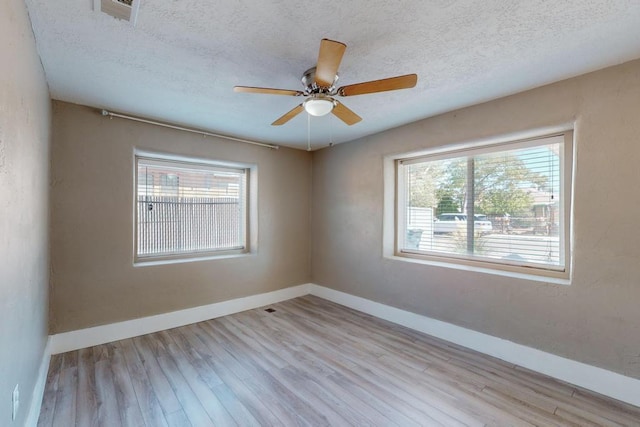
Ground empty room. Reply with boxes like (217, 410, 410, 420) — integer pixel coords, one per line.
(3, 0, 640, 425)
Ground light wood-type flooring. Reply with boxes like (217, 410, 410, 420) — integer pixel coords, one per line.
(38, 296, 640, 426)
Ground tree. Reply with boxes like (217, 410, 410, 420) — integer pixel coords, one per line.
(434, 159, 467, 212)
(434, 154, 546, 216)
(435, 194, 459, 215)
(407, 163, 441, 208)
(477, 187, 533, 216)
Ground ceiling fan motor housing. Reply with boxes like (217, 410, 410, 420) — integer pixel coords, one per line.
(302, 67, 339, 94)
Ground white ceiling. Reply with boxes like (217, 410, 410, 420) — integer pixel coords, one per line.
(25, 0, 640, 150)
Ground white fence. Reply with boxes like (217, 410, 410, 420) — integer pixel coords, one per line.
(137, 196, 241, 256)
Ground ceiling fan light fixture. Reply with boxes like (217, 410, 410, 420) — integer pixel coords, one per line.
(304, 97, 334, 117)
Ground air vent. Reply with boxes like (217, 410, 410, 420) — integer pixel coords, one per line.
(94, 0, 140, 24)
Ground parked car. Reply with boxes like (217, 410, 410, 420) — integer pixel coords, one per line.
(434, 213, 493, 234)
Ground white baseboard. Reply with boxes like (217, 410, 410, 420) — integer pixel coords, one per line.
(50, 284, 311, 354)
(25, 337, 52, 427)
(308, 284, 640, 408)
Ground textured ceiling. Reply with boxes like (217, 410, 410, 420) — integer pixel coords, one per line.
(25, 0, 640, 150)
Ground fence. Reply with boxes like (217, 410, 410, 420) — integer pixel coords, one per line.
(137, 196, 242, 256)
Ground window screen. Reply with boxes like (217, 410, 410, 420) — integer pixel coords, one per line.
(136, 156, 247, 259)
(397, 133, 571, 274)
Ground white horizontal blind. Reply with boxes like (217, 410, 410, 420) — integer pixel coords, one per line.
(136, 157, 246, 258)
(399, 136, 565, 272)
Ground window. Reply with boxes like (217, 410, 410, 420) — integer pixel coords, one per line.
(396, 132, 573, 279)
(135, 154, 249, 262)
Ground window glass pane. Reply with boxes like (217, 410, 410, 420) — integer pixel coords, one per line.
(400, 137, 564, 272)
(136, 157, 246, 257)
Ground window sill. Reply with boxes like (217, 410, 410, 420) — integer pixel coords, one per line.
(386, 253, 571, 285)
(134, 250, 252, 267)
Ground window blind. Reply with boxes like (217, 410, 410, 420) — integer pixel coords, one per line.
(399, 135, 566, 272)
(136, 157, 247, 258)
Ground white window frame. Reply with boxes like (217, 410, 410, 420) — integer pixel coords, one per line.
(133, 150, 256, 265)
(385, 130, 574, 283)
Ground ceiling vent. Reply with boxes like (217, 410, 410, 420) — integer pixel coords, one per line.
(94, 0, 140, 24)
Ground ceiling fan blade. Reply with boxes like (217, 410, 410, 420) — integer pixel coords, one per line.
(337, 73, 418, 96)
(272, 104, 304, 126)
(332, 101, 362, 126)
(234, 86, 303, 96)
(315, 39, 346, 88)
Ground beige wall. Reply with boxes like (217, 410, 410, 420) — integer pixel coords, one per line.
(50, 102, 311, 332)
(46, 51, 640, 381)
(0, 0, 51, 424)
(312, 59, 640, 379)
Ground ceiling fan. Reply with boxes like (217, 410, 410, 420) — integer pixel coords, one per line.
(234, 39, 418, 126)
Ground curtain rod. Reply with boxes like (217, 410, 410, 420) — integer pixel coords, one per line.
(100, 109, 279, 150)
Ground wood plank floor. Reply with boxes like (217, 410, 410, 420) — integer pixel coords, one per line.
(38, 296, 640, 426)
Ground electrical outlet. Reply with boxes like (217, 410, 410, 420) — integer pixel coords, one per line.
(12, 384, 19, 421)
